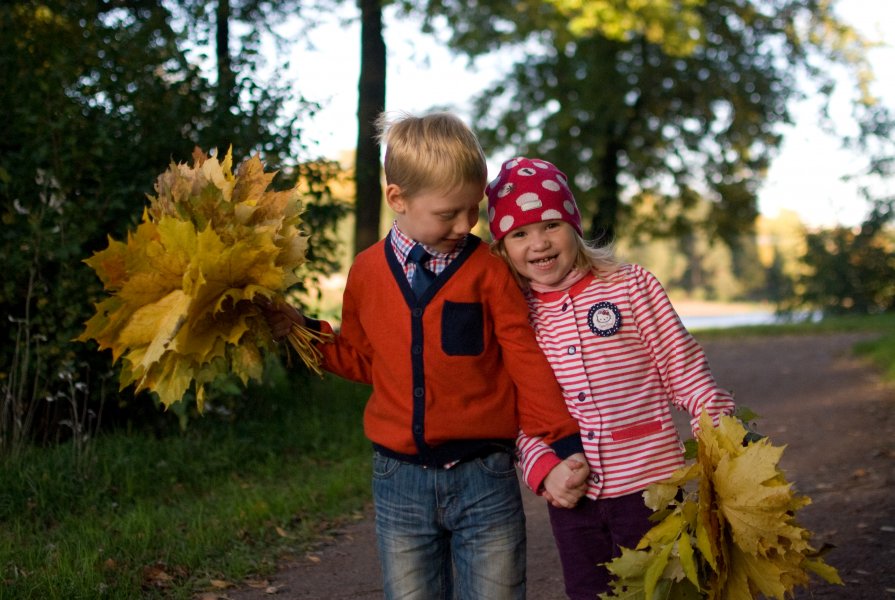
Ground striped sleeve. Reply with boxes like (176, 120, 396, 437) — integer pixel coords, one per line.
(627, 265, 735, 433)
(516, 429, 561, 494)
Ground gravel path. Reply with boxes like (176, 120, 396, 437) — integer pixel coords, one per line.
(225, 332, 895, 599)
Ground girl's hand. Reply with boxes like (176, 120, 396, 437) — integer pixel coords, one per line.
(543, 453, 590, 508)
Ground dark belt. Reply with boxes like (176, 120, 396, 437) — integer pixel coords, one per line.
(372, 440, 514, 469)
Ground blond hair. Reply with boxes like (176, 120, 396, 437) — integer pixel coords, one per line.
(492, 230, 621, 291)
(375, 111, 488, 198)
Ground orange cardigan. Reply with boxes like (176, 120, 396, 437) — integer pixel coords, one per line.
(313, 234, 582, 466)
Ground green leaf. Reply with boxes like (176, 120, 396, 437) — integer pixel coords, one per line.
(644, 542, 674, 600)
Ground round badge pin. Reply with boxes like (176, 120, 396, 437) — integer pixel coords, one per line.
(588, 301, 622, 337)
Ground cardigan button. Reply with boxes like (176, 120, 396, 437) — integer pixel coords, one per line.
(413, 387, 424, 397)
(587, 431, 595, 440)
(561, 302, 568, 311)
(412, 345, 422, 355)
(577, 392, 586, 402)
(412, 308, 423, 317)
(567, 346, 576, 355)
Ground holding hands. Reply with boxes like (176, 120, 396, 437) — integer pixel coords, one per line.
(542, 452, 590, 509)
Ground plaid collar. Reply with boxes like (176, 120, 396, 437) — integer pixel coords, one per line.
(389, 222, 466, 276)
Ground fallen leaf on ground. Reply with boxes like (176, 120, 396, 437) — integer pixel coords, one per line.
(245, 578, 270, 589)
(275, 526, 292, 538)
(142, 564, 174, 588)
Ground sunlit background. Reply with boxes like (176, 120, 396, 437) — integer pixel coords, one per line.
(284, 0, 895, 229)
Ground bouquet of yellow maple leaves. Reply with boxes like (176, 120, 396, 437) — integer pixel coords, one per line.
(78, 147, 328, 411)
(601, 410, 842, 600)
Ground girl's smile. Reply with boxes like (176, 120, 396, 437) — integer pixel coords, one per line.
(502, 220, 578, 288)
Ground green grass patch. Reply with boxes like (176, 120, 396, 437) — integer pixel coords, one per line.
(0, 370, 373, 599)
(853, 317, 895, 382)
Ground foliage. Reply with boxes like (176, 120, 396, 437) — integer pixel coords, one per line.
(78, 149, 328, 410)
(601, 411, 841, 599)
(1, 0, 206, 450)
(788, 202, 895, 316)
(163, 0, 320, 162)
(406, 0, 878, 248)
(544, 0, 704, 55)
(0, 370, 372, 599)
(854, 315, 895, 382)
(785, 89, 895, 316)
(0, 1, 347, 448)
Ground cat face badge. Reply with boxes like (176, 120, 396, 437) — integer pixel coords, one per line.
(588, 301, 622, 337)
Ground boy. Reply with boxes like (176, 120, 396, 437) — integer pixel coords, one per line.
(264, 112, 586, 599)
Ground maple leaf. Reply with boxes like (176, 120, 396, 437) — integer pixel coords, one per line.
(79, 147, 326, 410)
(602, 411, 841, 599)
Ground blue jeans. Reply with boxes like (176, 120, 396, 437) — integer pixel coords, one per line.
(372, 450, 526, 600)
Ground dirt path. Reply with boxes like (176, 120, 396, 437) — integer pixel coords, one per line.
(226, 333, 895, 599)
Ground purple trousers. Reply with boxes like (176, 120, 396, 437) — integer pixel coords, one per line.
(547, 492, 653, 599)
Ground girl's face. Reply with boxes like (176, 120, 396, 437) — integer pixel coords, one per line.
(502, 220, 578, 287)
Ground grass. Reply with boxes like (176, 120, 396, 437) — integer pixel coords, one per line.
(0, 367, 373, 599)
(2, 313, 893, 600)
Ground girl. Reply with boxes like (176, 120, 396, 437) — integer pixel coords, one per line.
(486, 157, 736, 598)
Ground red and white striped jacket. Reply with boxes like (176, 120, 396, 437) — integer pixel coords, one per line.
(516, 264, 736, 500)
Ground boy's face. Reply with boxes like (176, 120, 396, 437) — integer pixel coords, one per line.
(386, 181, 483, 253)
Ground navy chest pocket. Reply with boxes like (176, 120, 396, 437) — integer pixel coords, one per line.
(441, 301, 484, 356)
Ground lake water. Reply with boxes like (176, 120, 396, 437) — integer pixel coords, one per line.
(680, 310, 820, 330)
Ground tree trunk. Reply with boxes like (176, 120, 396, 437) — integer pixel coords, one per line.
(354, 0, 386, 255)
(214, 0, 236, 137)
(589, 137, 621, 246)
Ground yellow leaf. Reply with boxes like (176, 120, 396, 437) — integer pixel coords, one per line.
(117, 220, 189, 308)
(201, 151, 235, 201)
(802, 556, 844, 585)
(117, 290, 190, 368)
(232, 154, 277, 211)
(83, 236, 128, 291)
(77, 296, 129, 357)
(678, 532, 700, 589)
(713, 443, 807, 555)
(80, 147, 320, 408)
(640, 511, 684, 549)
(230, 342, 264, 385)
(142, 352, 195, 409)
(694, 512, 718, 572)
(643, 463, 699, 510)
(725, 545, 794, 600)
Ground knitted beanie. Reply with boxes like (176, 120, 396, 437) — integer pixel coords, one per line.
(486, 157, 583, 241)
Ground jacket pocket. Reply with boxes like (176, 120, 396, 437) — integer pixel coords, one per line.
(441, 301, 484, 356)
(610, 419, 663, 441)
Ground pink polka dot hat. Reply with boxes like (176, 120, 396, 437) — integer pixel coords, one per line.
(486, 157, 583, 241)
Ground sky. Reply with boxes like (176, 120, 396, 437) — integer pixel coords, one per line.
(283, 1, 895, 228)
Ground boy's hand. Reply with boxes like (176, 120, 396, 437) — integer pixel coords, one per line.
(542, 453, 590, 509)
(256, 296, 306, 341)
